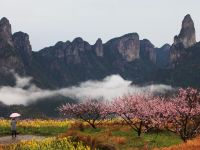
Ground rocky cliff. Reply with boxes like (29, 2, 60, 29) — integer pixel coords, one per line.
(140, 39, 156, 63)
(170, 14, 196, 67)
(0, 17, 13, 49)
(94, 38, 104, 57)
(0, 15, 199, 89)
(13, 32, 32, 64)
(0, 18, 25, 86)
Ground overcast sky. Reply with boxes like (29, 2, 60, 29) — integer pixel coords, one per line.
(1, 0, 200, 51)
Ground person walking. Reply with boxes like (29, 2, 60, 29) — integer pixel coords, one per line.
(11, 118, 17, 138)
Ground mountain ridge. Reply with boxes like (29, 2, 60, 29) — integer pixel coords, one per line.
(0, 14, 199, 89)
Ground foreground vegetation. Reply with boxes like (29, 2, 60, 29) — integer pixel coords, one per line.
(0, 119, 71, 136)
(0, 137, 90, 150)
(0, 119, 182, 150)
(2, 119, 200, 149)
(62, 124, 182, 150)
(159, 136, 200, 150)
(60, 87, 200, 142)
(1, 87, 200, 149)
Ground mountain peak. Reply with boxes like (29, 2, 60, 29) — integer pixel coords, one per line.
(12, 31, 32, 63)
(161, 44, 171, 50)
(113, 33, 140, 62)
(0, 17, 13, 48)
(121, 33, 139, 39)
(0, 17, 11, 33)
(182, 14, 193, 28)
(94, 38, 103, 57)
(0, 17, 10, 25)
(72, 37, 84, 43)
(177, 14, 196, 48)
(170, 14, 196, 67)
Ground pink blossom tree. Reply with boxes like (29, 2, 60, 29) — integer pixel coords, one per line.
(111, 95, 163, 136)
(59, 99, 108, 129)
(164, 87, 200, 142)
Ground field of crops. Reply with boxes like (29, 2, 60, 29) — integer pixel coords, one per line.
(0, 119, 73, 136)
(0, 119, 184, 150)
(0, 137, 90, 150)
(1, 118, 200, 149)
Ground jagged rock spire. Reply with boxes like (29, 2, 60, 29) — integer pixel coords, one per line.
(13, 32, 32, 63)
(170, 14, 197, 67)
(94, 38, 103, 57)
(0, 17, 13, 48)
(174, 14, 196, 48)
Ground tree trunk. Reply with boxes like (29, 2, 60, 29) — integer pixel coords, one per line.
(91, 123, 96, 129)
(137, 121, 142, 137)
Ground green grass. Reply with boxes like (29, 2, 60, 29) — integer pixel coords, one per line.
(78, 127, 182, 150)
(0, 126, 68, 136)
(18, 126, 68, 136)
(0, 125, 182, 150)
(0, 127, 10, 136)
(112, 130, 181, 149)
(144, 131, 181, 148)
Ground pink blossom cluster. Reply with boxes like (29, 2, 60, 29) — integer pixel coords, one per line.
(59, 87, 200, 140)
(163, 88, 200, 141)
(59, 99, 108, 128)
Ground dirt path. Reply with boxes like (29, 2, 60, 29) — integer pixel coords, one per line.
(0, 135, 46, 145)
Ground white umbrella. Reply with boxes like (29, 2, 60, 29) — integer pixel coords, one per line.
(10, 113, 21, 118)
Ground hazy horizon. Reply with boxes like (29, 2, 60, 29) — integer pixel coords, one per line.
(1, 0, 200, 51)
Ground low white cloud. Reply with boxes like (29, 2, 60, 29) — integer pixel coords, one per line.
(0, 73, 173, 105)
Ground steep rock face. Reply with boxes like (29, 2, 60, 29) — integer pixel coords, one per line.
(13, 32, 32, 64)
(0, 17, 13, 49)
(94, 38, 103, 57)
(117, 33, 140, 61)
(175, 14, 196, 48)
(140, 39, 156, 63)
(0, 18, 24, 76)
(40, 37, 92, 64)
(35, 37, 109, 87)
(170, 14, 196, 66)
(105, 33, 140, 62)
(0, 15, 200, 89)
(169, 42, 200, 88)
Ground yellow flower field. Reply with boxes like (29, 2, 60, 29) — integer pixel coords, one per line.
(0, 137, 90, 150)
(0, 119, 73, 136)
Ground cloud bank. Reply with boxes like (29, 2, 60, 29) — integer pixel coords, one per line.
(0, 73, 173, 105)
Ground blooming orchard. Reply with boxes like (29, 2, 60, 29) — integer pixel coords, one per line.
(60, 87, 200, 141)
(59, 100, 108, 129)
(163, 88, 200, 141)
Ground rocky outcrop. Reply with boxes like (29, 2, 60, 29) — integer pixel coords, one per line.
(116, 33, 140, 62)
(40, 37, 93, 64)
(140, 39, 156, 63)
(0, 17, 13, 49)
(0, 17, 24, 75)
(72, 37, 86, 52)
(94, 38, 103, 57)
(13, 32, 32, 64)
(0, 15, 199, 89)
(170, 14, 196, 66)
(175, 14, 196, 48)
(106, 33, 140, 62)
